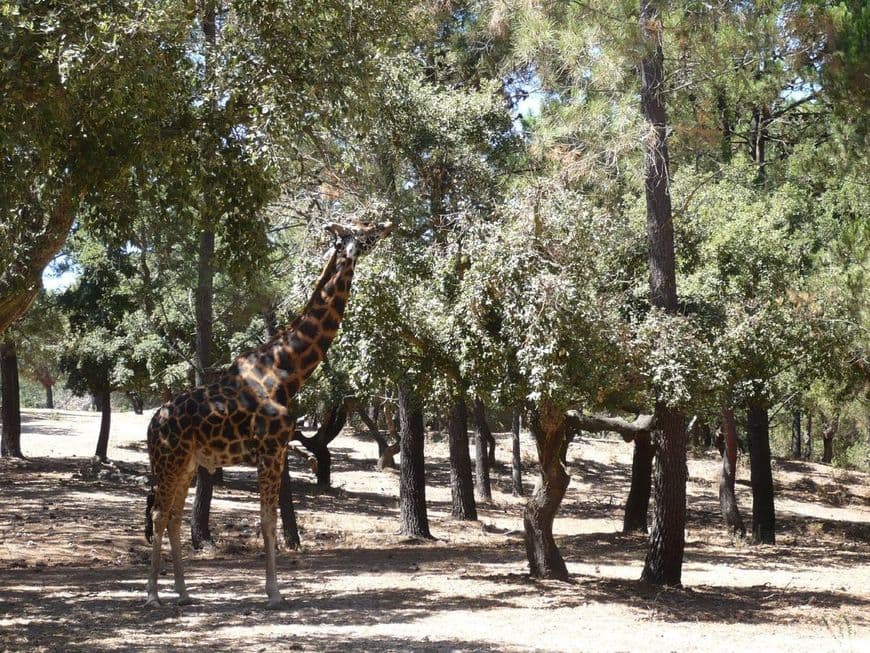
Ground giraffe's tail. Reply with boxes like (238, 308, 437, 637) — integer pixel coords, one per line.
(144, 490, 155, 543)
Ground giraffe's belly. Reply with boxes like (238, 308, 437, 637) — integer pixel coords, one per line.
(194, 439, 258, 472)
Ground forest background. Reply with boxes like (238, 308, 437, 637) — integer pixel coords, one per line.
(1, 0, 868, 595)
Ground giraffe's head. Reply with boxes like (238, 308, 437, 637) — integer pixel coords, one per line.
(324, 220, 393, 259)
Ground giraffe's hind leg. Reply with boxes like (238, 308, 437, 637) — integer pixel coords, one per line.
(258, 451, 286, 607)
(168, 471, 195, 604)
(146, 486, 172, 607)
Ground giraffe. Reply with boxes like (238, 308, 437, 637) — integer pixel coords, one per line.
(144, 220, 392, 607)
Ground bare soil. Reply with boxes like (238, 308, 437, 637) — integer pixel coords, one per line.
(1, 408, 868, 652)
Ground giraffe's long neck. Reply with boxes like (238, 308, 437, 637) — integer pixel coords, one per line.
(271, 248, 356, 391)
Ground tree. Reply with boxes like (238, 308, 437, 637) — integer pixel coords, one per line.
(0, 2, 195, 334)
(397, 378, 432, 539)
(719, 407, 746, 537)
(636, 0, 689, 586)
(0, 336, 23, 458)
(57, 238, 144, 461)
(472, 397, 494, 501)
(510, 407, 524, 496)
(447, 392, 477, 520)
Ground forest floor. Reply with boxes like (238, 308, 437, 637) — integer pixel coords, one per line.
(0, 409, 868, 652)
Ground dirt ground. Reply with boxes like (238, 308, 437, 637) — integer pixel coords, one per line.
(1, 409, 868, 652)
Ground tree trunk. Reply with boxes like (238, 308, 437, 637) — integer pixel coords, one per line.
(0, 339, 23, 458)
(472, 397, 493, 501)
(804, 413, 813, 461)
(94, 389, 111, 461)
(511, 407, 524, 497)
(747, 401, 775, 544)
(623, 434, 653, 533)
(279, 458, 301, 550)
(641, 406, 688, 585)
(357, 406, 389, 457)
(44, 384, 54, 409)
(638, 0, 688, 587)
(127, 391, 144, 415)
(397, 380, 432, 539)
(446, 396, 477, 521)
(297, 402, 348, 487)
(822, 421, 836, 464)
(791, 410, 802, 459)
(0, 182, 79, 336)
(718, 407, 746, 537)
(190, 1, 220, 550)
(523, 403, 570, 580)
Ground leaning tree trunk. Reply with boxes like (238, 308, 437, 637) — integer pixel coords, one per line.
(511, 407, 524, 497)
(524, 403, 570, 580)
(747, 401, 775, 544)
(791, 410, 802, 460)
(398, 380, 432, 539)
(623, 434, 654, 533)
(446, 397, 477, 520)
(472, 397, 493, 501)
(719, 407, 746, 537)
(0, 339, 23, 458)
(94, 389, 111, 461)
(638, 0, 688, 587)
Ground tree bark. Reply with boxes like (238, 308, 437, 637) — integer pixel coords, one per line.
(791, 410, 802, 459)
(127, 391, 144, 415)
(523, 403, 570, 580)
(94, 389, 111, 462)
(279, 458, 301, 550)
(822, 419, 837, 464)
(0, 182, 80, 335)
(0, 339, 23, 458)
(718, 407, 746, 537)
(747, 401, 775, 544)
(296, 402, 348, 487)
(511, 407, 524, 496)
(44, 384, 54, 410)
(446, 396, 477, 520)
(472, 397, 493, 501)
(357, 406, 389, 457)
(623, 434, 653, 533)
(641, 406, 687, 585)
(397, 380, 432, 539)
(638, 0, 688, 587)
(804, 413, 813, 461)
(190, 1, 220, 550)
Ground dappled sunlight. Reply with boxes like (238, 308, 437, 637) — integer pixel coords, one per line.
(1, 411, 868, 651)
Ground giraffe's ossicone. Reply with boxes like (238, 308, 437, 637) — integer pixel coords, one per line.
(144, 220, 392, 608)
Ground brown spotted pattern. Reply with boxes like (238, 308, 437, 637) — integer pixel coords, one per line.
(145, 221, 391, 607)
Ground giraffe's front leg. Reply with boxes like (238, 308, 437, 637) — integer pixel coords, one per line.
(258, 453, 286, 608)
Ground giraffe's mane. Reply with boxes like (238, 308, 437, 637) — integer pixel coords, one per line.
(283, 246, 340, 336)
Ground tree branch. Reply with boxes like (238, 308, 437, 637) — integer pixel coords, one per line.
(564, 410, 655, 442)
